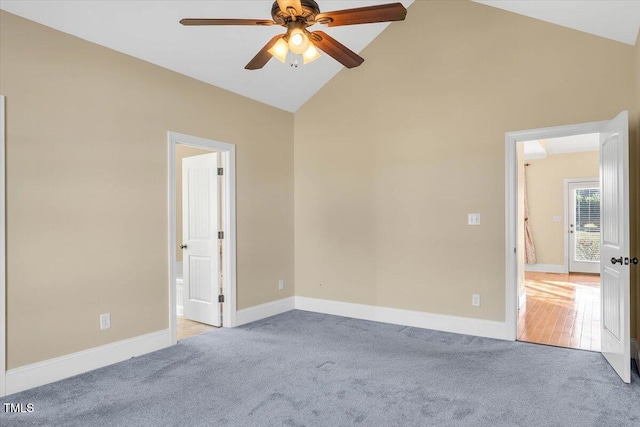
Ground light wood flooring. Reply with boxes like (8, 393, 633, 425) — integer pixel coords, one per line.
(518, 272, 600, 352)
(177, 316, 218, 340)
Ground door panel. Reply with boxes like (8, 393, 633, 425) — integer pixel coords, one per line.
(601, 267, 620, 340)
(189, 256, 213, 303)
(182, 153, 221, 327)
(599, 111, 629, 383)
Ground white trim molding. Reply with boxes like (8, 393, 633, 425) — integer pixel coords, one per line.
(168, 132, 238, 346)
(295, 297, 510, 341)
(0, 95, 6, 397)
(505, 119, 607, 342)
(235, 297, 295, 327)
(518, 289, 527, 309)
(5, 329, 170, 396)
(524, 263, 567, 274)
(235, 296, 512, 341)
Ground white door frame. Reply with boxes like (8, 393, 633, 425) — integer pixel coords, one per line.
(504, 119, 607, 340)
(1, 96, 6, 397)
(565, 178, 600, 274)
(168, 132, 237, 345)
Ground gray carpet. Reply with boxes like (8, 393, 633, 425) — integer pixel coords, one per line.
(1, 310, 639, 426)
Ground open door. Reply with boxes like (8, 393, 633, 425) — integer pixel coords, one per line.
(599, 111, 630, 383)
(182, 152, 222, 327)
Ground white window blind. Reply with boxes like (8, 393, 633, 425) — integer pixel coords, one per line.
(574, 188, 600, 262)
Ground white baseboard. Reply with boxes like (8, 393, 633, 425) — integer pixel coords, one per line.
(235, 296, 295, 327)
(176, 279, 184, 317)
(5, 329, 171, 396)
(0, 295, 530, 396)
(518, 289, 527, 309)
(525, 263, 567, 274)
(295, 297, 510, 341)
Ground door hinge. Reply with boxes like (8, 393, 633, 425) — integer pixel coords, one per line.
(218, 231, 224, 239)
(218, 168, 223, 176)
(218, 295, 225, 303)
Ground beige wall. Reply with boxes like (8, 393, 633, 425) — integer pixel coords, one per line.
(175, 145, 212, 263)
(526, 151, 599, 266)
(0, 11, 295, 369)
(294, 0, 638, 322)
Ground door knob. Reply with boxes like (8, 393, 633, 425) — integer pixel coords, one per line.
(180, 244, 187, 249)
(611, 257, 623, 265)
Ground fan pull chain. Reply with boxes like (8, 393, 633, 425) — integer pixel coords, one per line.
(289, 51, 299, 68)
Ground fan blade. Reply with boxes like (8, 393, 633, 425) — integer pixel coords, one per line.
(310, 31, 364, 69)
(180, 18, 275, 26)
(245, 35, 282, 70)
(316, 3, 407, 27)
(277, 0, 303, 15)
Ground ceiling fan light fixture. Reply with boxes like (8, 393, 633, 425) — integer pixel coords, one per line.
(267, 37, 289, 63)
(182, 1, 408, 70)
(288, 28, 310, 54)
(302, 44, 321, 64)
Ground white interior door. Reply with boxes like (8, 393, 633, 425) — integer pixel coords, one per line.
(599, 111, 630, 383)
(568, 180, 600, 274)
(182, 152, 221, 326)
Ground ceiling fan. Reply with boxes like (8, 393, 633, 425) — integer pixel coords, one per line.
(180, 0, 407, 70)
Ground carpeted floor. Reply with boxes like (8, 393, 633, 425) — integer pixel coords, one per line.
(2, 310, 639, 426)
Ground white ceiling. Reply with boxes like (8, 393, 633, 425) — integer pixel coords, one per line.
(524, 133, 599, 160)
(1, 1, 638, 112)
(474, 0, 640, 46)
(0, 0, 414, 112)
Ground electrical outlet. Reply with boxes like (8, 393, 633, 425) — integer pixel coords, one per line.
(471, 294, 481, 307)
(100, 313, 111, 330)
(278, 279, 284, 290)
(468, 213, 481, 225)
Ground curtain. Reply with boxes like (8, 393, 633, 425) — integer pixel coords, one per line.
(524, 164, 537, 264)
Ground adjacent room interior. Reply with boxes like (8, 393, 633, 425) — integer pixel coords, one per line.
(517, 134, 602, 351)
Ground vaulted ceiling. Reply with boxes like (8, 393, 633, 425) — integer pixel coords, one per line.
(1, 1, 638, 112)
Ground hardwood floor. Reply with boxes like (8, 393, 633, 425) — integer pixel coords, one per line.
(518, 272, 600, 352)
(177, 316, 218, 340)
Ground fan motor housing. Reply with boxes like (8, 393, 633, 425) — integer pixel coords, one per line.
(271, 0, 321, 26)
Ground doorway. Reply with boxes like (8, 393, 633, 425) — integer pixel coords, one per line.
(505, 112, 631, 383)
(168, 132, 237, 345)
(516, 136, 601, 352)
(176, 147, 221, 339)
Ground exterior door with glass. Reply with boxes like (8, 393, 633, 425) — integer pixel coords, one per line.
(568, 180, 600, 274)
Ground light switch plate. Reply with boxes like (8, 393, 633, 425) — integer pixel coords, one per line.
(468, 213, 481, 225)
(278, 279, 284, 290)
